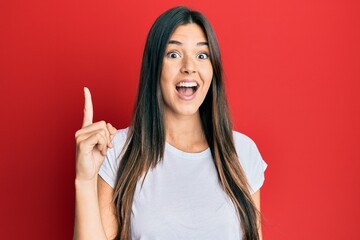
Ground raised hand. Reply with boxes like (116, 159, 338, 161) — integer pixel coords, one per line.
(75, 87, 116, 181)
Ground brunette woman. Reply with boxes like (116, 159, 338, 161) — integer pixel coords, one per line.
(74, 6, 267, 240)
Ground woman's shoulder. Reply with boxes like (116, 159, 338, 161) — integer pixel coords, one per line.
(107, 127, 130, 165)
(232, 130, 267, 194)
(232, 130, 258, 150)
(98, 127, 130, 189)
(111, 127, 130, 151)
(232, 130, 264, 160)
(113, 127, 129, 142)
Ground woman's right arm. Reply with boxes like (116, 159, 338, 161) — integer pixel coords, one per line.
(73, 87, 117, 240)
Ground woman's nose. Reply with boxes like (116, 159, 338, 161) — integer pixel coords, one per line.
(180, 55, 196, 74)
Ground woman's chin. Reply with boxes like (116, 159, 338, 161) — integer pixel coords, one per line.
(164, 105, 201, 119)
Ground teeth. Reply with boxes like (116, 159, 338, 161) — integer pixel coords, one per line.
(176, 82, 197, 87)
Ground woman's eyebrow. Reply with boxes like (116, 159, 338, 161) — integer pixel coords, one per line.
(168, 40, 182, 45)
(197, 41, 208, 46)
(168, 40, 209, 46)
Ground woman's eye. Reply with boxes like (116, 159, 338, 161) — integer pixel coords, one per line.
(167, 52, 180, 58)
(197, 53, 209, 59)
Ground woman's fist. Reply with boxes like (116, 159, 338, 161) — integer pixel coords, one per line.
(75, 87, 116, 181)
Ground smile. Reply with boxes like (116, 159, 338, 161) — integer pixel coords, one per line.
(175, 81, 199, 100)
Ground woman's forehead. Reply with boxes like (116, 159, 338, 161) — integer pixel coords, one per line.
(169, 24, 208, 44)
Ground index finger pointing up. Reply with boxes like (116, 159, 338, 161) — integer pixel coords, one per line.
(82, 87, 93, 127)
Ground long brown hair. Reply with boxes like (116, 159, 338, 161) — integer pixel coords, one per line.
(113, 6, 260, 240)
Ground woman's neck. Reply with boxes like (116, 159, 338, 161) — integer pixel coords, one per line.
(164, 111, 208, 153)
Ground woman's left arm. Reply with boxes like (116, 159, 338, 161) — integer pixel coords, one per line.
(252, 190, 263, 240)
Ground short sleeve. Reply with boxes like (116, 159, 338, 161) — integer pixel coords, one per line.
(233, 131, 268, 194)
(98, 128, 129, 188)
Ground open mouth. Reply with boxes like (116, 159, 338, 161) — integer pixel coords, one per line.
(175, 82, 199, 97)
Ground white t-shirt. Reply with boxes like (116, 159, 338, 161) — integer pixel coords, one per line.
(99, 128, 267, 240)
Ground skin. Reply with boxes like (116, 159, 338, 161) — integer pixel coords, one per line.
(74, 87, 117, 240)
(74, 24, 262, 240)
(160, 24, 213, 152)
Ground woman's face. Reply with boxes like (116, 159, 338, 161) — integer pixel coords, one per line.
(160, 23, 213, 118)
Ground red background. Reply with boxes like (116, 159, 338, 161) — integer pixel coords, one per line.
(1, 0, 359, 239)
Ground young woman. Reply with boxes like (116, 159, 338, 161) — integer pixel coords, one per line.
(74, 6, 267, 240)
